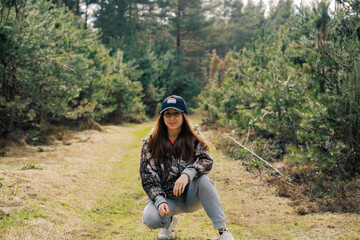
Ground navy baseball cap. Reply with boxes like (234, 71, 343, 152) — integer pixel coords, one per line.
(160, 95, 188, 114)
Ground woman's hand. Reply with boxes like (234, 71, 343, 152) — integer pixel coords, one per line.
(158, 203, 170, 217)
(173, 174, 189, 197)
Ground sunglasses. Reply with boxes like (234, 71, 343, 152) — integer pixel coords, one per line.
(164, 111, 182, 118)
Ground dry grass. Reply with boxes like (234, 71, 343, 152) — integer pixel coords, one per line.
(0, 115, 359, 239)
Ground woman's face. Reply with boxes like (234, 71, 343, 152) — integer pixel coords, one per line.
(163, 109, 183, 132)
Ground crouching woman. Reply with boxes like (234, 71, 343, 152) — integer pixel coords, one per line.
(140, 95, 234, 240)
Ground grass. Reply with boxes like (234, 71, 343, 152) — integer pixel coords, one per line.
(0, 116, 359, 239)
(21, 161, 40, 170)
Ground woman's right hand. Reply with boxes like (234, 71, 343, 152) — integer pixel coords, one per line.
(158, 203, 170, 217)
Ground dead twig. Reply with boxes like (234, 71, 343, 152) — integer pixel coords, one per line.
(226, 134, 296, 186)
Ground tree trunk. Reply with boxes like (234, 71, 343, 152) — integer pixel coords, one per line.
(7, 67, 17, 135)
(319, 68, 326, 93)
(84, 0, 88, 29)
(176, 0, 183, 62)
(76, 0, 80, 16)
(1, 63, 8, 100)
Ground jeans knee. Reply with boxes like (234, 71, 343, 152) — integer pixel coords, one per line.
(143, 213, 164, 229)
(196, 175, 214, 187)
(142, 203, 167, 229)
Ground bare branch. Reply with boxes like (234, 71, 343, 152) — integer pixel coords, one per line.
(226, 134, 296, 186)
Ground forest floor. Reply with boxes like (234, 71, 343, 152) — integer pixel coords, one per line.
(0, 114, 359, 240)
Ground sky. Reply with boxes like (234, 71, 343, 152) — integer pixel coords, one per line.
(245, 0, 336, 15)
(83, 0, 337, 29)
(291, 0, 335, 8)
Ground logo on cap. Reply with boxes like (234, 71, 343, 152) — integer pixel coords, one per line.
(167, 98, 177, 104)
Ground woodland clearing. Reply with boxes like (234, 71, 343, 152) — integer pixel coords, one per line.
(0, 115, 359, 240)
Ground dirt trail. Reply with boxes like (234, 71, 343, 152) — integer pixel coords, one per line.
(0, 118, 359, 239)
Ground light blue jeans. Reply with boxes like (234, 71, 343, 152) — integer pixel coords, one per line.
(142, 175, 226, 229)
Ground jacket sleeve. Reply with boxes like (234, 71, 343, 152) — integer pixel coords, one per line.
(140, 140, 167, 208)
(183, 127, 213, 180)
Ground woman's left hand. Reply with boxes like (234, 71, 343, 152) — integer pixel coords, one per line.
(173, 174, 189, 196)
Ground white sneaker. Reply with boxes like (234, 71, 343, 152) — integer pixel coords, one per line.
(219, 230, 234, 240)
(158, 215, 178, 240)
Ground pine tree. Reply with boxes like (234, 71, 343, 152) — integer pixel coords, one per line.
(0, 0, 145, 138)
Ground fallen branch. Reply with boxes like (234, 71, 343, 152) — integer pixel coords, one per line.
(226, 134, 296, 186)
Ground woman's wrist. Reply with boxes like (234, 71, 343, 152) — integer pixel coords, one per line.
(182, 168, 197, 182)
(154, 195, 167, 209)
(182, 173, 190, 182)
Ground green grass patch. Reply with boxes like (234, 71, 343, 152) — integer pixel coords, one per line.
(132, 126, 153, 138)
(126, 142, 143, 150)
(82, 192, 148, 239)
(0, 208, 44, 230)
(21, 161, 41, 170)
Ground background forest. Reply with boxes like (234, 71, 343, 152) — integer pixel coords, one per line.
(0, 0, 359, 213)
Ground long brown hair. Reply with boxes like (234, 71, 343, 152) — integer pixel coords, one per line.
(148, 113, 208, 162)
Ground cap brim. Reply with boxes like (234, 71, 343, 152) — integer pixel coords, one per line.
(160, 107, 185, 114)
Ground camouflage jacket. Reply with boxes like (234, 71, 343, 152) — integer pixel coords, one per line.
(140, 126, 213, 208)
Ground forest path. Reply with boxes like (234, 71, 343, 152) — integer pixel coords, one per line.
(0, 115, 359, 239)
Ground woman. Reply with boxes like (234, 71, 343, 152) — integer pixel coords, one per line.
(140, 95, 234, 240)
